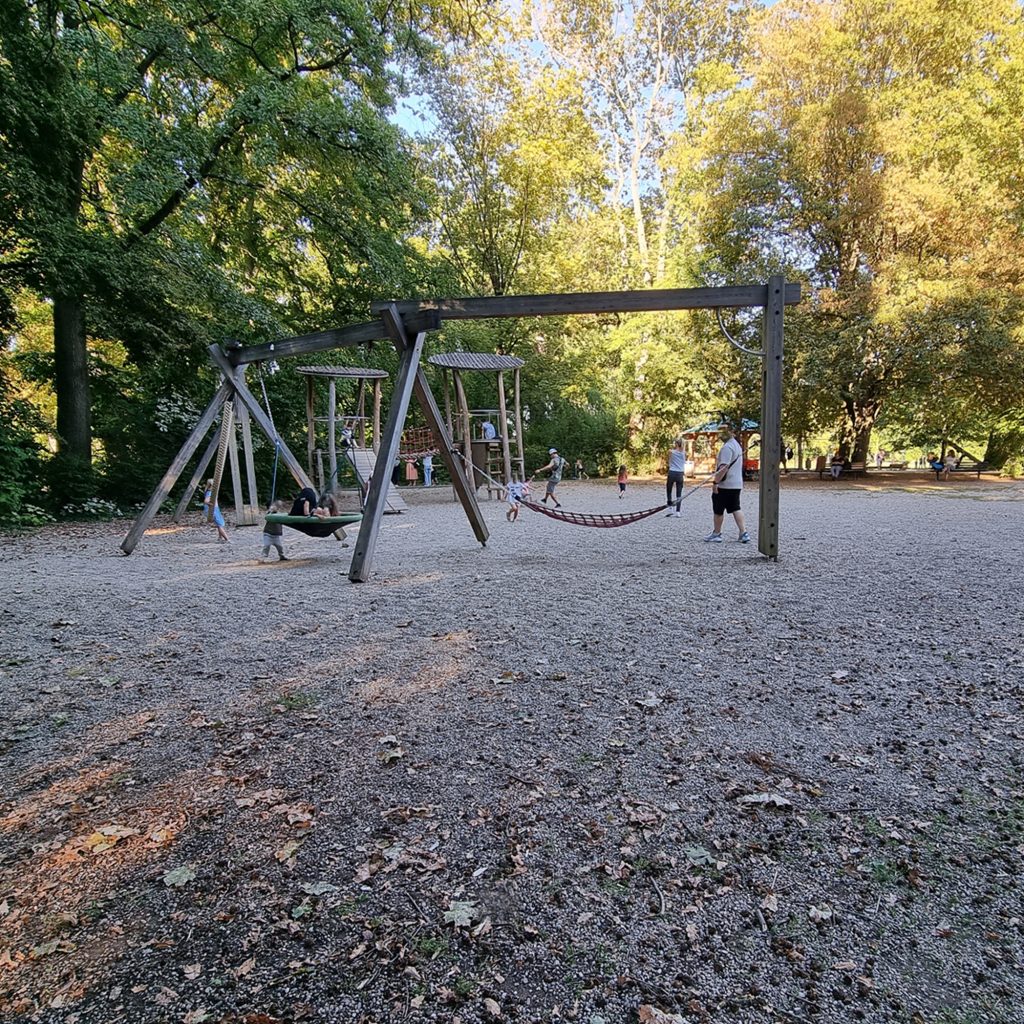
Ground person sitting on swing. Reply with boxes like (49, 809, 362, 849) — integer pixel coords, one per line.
(313, 492, 340, 518)
(290, 486, 318, 517)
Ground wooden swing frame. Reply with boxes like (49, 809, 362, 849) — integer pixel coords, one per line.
(122, 278, 799, 578)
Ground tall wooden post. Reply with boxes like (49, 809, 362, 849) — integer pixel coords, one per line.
(305, 376, 316, 480)
(349, 309, 426, 582)
(513, 368, 525, 481)
(453, 370, 474, 486)
(380, 307, 488, 549)
(497, 370, 512, 485)
(759, 275, 784, 560)
(372, 381, 382, 453)
(227, 417, 247, 523)
(357, 379, 367, 448)
(443, 368, 454, 438)
(237, 399, 260, 520)
(122, 382, 232, 554)
(327, 377, 338, 493)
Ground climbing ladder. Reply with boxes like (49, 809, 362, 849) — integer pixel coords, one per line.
(484, 441, 505, 500)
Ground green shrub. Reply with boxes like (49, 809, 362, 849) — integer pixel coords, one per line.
(0, 367, 49, 527)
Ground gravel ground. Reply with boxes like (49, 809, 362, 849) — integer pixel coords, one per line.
(1, 475, 1022, 1024)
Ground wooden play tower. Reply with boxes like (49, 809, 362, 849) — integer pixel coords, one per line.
(297, 364, 405, 513)
(427, 352, 525, 498)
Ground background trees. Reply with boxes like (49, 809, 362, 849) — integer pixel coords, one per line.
(1, 0, 1022, 516)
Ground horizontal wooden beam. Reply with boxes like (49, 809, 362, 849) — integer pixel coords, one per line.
(370, 284, 802, 321)
(230, 310, 441, 366)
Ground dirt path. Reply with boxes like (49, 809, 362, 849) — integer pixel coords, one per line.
(2, 478, 1022, 1024)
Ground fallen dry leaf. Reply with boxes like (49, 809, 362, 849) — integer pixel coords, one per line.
(275, 840, 303, 866)
(638, 1006, 685, 1024)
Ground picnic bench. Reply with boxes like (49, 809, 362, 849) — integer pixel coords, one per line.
(935, 458, 990, 479)
(816, 456, 867, 480)
(932, 446, 992, 479)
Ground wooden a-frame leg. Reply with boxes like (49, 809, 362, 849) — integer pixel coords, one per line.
(208, 346, 315, 492)
(207, 345, 346, 541)
(121, 381, 233, 554)
(379, 308, 488, 547)
(348, 307, 426, 582)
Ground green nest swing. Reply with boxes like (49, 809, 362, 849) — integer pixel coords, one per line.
(264, 513, 363, 538)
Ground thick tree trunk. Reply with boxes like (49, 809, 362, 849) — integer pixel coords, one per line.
(843, 394, 878, 463)
(983, 426, 1022, 469)
(852, 423, 873, 464)
(52, 293, 92, 496)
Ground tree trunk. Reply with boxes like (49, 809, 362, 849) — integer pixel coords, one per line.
(983, 426, 1022, 469)
(852, 423, 873, 464)
(52, 292, 93, 499)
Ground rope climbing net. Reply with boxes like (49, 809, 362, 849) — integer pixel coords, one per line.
(400, 426, 440, 460)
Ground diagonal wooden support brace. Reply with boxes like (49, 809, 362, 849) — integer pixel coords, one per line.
(173, 428, 221, 523)
(380, 306, 488, 547)
(348, 307, 426, 582)
(207, 345, 315, 493)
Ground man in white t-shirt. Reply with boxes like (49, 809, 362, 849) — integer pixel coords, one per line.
(705, 423, 750, 544)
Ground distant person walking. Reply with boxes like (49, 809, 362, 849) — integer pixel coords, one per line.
(705, 424, 749, 544)
(665, 438, 686, 517)
(617, 464, 628, 498)
(423, 454, 433, 487)
(574, 458, 589, 480)
(537, 448, 565, 507)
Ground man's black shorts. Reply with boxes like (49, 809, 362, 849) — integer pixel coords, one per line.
(712, 488, 742, 515)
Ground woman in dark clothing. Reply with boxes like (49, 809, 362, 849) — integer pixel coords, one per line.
(290, 487, 318, 517)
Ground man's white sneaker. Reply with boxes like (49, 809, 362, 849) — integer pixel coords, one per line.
(673, 510, 682, 517)
(739, 532, 751, 543)
(704, 532, 723, 543)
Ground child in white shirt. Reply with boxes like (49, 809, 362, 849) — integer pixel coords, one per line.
(504, 477, 530, 522)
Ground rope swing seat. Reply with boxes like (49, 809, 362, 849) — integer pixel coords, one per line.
(264, 512, 363, 539)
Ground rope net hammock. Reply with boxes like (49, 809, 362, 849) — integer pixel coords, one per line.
(520, 498, 668, 529)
